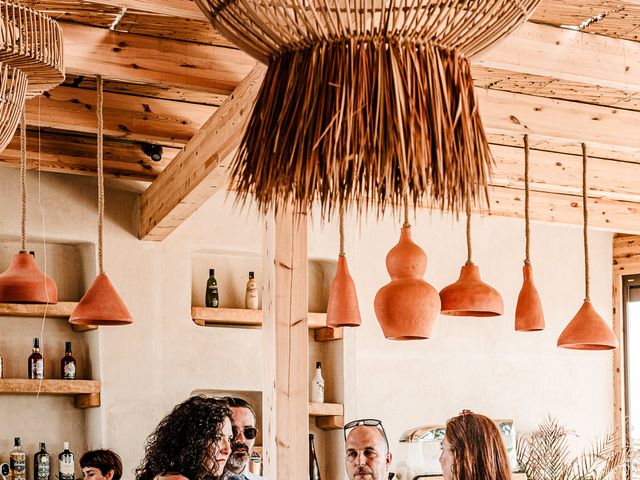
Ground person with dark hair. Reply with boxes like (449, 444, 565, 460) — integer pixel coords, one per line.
(439, 410, 511, 480)
(221, 397, 262, 479)
(135, 396, 233, 480)
(80, 449, 123, 480)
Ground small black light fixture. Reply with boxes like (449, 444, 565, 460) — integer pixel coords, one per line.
(142, 143, 163, 162)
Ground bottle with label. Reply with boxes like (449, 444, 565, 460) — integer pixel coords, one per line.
(205, 269, 219, 308)
(245, 271, 259, 310)
(61, 342, 76, 380)
(28, 337, 44, 379)
(34, 443, 50, 480)
(309, 434, 321, 480)
(310, 361, 325, 403)
(58, 443, 74, 480)
(9, 437, 26, 480)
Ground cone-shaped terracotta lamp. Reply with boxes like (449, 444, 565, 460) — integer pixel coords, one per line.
(515, 135, 545, 331)
(440, 205, 503, 316)
(70, 76, 132, 327)
(326, 203, 361, 328)
(557, 144, 617, 350)
(374, 200, 441, 340)
(0, 115, 58, 304)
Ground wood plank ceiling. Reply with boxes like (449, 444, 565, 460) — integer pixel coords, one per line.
(2, 0, 640, 240)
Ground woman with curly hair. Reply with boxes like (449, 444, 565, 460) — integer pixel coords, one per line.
(136, 396, 233, 480)
(439, 410, 511, 480)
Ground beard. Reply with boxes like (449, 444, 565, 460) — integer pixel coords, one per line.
(224, 443, 250, 473)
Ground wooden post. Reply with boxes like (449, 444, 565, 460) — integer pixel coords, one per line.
(262, 206, 309, 478)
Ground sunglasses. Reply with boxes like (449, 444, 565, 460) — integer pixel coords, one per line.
(343, 418, 389, 451)
(232, 426, 258, 440)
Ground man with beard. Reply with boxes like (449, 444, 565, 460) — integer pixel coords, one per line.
(222, 397, 263, 480)
(344, 419, 393, 480)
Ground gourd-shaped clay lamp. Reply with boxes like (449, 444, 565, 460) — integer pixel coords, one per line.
(374, 210, 440, 340)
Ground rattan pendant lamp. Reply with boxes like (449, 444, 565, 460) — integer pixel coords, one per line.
(557, 144, 617, 350)
(70, 76, 133, 326)
(440, 204, 503, 316)
(326, 202, 361, 328)
(195, 0, 542, 217)
(515, 135, 545, 331)
(0, 114, 58, 303)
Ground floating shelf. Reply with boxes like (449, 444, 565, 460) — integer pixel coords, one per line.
(0, 379, 101, 408)
(309, 402, 344, 431)
(0, 302, 97, 332)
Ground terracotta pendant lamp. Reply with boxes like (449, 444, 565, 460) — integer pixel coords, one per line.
(374, 200, 440, 340)
(557, 144, 617, 350)
(515, 135, 545, 331)
(326, 202, 361, 328)
(0, 114, 58, 303)
(440, 204, 503, 316)
(70, 76, 133, 326)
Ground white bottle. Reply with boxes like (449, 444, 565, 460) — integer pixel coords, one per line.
(245, 271, 259, 310)
(310, 361, 325, 403)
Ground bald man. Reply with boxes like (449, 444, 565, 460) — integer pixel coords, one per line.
(344, 422, 393, 480)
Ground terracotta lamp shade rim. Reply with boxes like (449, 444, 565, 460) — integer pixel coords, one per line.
(70, 273, 133, 326)
(515, 263, 545, 332)
(557, 301, 618, 350)
(0, 252, 58, 304)
(326, 255, 362, 328)
(439, 264, 503, 317)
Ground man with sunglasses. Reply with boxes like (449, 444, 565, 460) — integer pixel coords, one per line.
(344, 418, 393, 480)
(222, 397, 262, 480)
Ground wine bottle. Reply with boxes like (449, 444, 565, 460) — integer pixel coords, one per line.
(245, 271, 259, 309)
(310, 361, 325, 403)
(28, 337, 44, 380)
(34, 443, 50, 480)
(205, 269, 219, 308)
(309, 434, 321, 480)
(58, 443, 74, 480)
(9, 437, 26, 480)
(61, 341, 76, 380)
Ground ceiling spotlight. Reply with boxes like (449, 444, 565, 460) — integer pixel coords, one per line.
(143, 143, 163, 162)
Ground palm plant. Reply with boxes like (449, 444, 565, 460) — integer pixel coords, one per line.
(516, 416, 626, 480)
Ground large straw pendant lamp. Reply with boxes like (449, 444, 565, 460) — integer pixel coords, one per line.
(515, 135, 545, 332)
(557, 144, 617, 350)
(0, 114, 58, 303)
(326, 202, 361, 328)
(440, 205, 503, 316)
(374, 201, 440, 340)
(195, 0, 541, 218)
(70, 76, 133, 326)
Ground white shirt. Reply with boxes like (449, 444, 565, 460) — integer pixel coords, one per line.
(240, 464, 263, 480)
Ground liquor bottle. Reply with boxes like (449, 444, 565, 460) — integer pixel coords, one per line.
(9, 437, 26, 480)
(34, 443, 50, 480)
(310, 361, 325, 403)
(205, 269, 219, 308)
(28, 337, 44, 380)
(309, 434, 321, 480)
(245, 271, 259, 310)
(61, 342, 76, 380)
(58, 443, 74, 480)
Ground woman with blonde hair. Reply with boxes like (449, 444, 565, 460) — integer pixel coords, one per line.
(439, 410, 511, 480)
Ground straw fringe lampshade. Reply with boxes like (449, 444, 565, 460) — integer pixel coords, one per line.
(557, 144, 617, 350)
(195, 0, 542, 216)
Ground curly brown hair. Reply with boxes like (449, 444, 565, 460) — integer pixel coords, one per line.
(135, 396, 232, 480)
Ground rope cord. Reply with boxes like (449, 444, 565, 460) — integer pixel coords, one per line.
(524, 134, 531, 265)
(20, 112, 27, 253)
(97, 75, 105, 275)
(339, 200, 345, 257)
(465, 200, 473, 265)
(582, 143, 590, 302)
(403, 195, 410, 228)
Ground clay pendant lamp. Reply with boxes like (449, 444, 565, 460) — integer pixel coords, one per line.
(374, 200, 440, 340)
(515, 135, 545, 331)
(70, 76, 133, 326)
(439, 203, 503, 316)
(557, 144, 617, 350)
(0, 114, 58, 303)
(326, 202, 361, 328)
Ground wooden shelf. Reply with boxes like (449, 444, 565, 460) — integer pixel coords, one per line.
(0, 302, 97, 332)
(0, 379, 101, 408)
(309, 402, 344, 431)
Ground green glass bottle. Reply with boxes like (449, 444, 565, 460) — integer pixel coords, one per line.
(309, 434, 321, 480)
(205, 269, 219, 308)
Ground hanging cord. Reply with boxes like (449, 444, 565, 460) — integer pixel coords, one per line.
(524, 134, 531, 265)
(97, 75, 105, 275)
(582, 143, 590, 302)
(339, 200, 345, 257)
(465, 200, 473, 265)
(19, 112, 27, 253)
(402, 195, 410, 228)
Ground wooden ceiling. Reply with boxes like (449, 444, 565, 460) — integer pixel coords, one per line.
(3, 0, 640, 240)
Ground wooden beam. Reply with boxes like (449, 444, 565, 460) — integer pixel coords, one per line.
(86, 0, 207, 19)
(139, 65, 265, 241)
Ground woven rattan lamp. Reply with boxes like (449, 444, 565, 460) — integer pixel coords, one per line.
(195, 0, 541, 216)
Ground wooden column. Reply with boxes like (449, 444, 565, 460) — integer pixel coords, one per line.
(262, 206, 309, 478)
